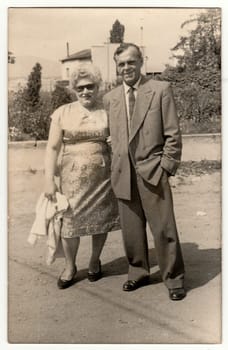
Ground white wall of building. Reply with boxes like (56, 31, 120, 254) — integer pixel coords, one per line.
(91, 43, 119, 84)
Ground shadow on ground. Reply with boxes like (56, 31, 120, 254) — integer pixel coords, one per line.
(182, 242, 221, 291)
(74, 242, 221, 292)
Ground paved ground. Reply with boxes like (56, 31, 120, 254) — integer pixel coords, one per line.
(7, 168, 221, 345)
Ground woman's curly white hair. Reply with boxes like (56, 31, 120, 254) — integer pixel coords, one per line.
(70, 63, 102, 90)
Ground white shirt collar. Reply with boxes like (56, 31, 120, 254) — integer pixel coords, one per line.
(123, 76, 142, 94)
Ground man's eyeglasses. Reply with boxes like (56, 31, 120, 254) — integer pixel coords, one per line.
(75, 84, 96, 93)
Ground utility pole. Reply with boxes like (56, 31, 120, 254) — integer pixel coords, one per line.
(140, 18, 146, 74)
(66, 42, 70, 57)
(140, 18, 144, 47)
(106, 38, 110, 83)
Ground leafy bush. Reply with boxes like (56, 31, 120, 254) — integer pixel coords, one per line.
(158, 9, 221, 133)
(8, 89, 53, 140)
(51, 84, 76, 110)
(8, 70, 77, 140)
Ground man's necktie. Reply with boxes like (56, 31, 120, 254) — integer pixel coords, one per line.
(128, 86, 135, 120)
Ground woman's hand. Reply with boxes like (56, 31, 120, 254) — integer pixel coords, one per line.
(44, 180, 58, 202)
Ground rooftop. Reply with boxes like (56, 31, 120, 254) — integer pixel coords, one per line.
(61, 49, 92, 63)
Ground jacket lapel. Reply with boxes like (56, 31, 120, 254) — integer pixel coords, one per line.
(112, 86, 129, 139)
(129, 80, 155, 143)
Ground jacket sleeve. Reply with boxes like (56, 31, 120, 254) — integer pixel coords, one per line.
(160, 83, 182, 175)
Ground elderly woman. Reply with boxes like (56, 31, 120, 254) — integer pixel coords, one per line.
(44, 63, 120, 289)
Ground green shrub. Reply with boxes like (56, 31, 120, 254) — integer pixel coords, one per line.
(8, 82, 77, 141)
(51, 84, 76, 110)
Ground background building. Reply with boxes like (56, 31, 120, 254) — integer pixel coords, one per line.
(60, 46, 92, 81)
(60, 42, 148, 87)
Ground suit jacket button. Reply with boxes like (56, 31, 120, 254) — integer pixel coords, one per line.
(118, 169, 121, 173)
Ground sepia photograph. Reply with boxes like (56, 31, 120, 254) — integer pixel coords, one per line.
(2, 2, 225, 348)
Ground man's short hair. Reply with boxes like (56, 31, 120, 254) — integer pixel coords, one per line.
(113, 43, 143, 62)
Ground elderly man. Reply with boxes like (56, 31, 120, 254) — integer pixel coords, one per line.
(103, 43, 186, 301)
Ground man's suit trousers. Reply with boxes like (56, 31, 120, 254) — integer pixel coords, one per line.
(118, 164, 185, 289)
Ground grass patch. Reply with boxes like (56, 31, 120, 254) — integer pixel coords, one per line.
(180, 118, 221, 134)
(177, 160, 221, 176)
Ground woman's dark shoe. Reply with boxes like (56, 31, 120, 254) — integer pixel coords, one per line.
(57, 266, 77, 289)
(87, 260, 102, 282)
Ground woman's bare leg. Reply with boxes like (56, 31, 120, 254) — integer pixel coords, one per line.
(61, 237, 80, 280)
(89, 233, 108, 272)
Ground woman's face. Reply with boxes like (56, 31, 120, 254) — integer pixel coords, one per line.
(74, 78, 99, 108)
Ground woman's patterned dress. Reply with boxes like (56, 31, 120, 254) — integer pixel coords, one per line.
(50, 101, 120, 238)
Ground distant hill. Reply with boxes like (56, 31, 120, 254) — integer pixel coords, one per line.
(8, 55, 61, 79)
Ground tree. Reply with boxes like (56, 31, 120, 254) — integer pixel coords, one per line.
(8, 89, 52, 141)
(8, 63, 53, 140)
(20, 63, 43, 138)
(160, 9, 221, 126)
(26, 91, 53, 140)
(172, 9, 220, 74)
(51, 84, 76, 110)
(110, 20, 125, 43)
(23, 62, 42, 108)
(8, 74, 77, 141)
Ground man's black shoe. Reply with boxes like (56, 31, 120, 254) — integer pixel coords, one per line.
(169, 287, 186, 301)
(123, 277, 149, 292)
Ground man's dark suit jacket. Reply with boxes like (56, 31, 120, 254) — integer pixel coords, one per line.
(103, 76, 182, 200)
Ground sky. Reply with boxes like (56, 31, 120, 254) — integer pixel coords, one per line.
(8, 7, 204, 71)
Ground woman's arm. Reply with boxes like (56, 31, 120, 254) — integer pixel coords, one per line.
(44, 120, 62, 200)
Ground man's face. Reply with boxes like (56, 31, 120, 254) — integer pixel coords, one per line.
(115, 46, 143, 86)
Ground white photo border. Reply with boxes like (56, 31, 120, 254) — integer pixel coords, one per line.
(1, 1, 227, 350)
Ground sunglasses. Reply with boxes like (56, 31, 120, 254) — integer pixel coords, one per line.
(75, 84, 96, 93)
